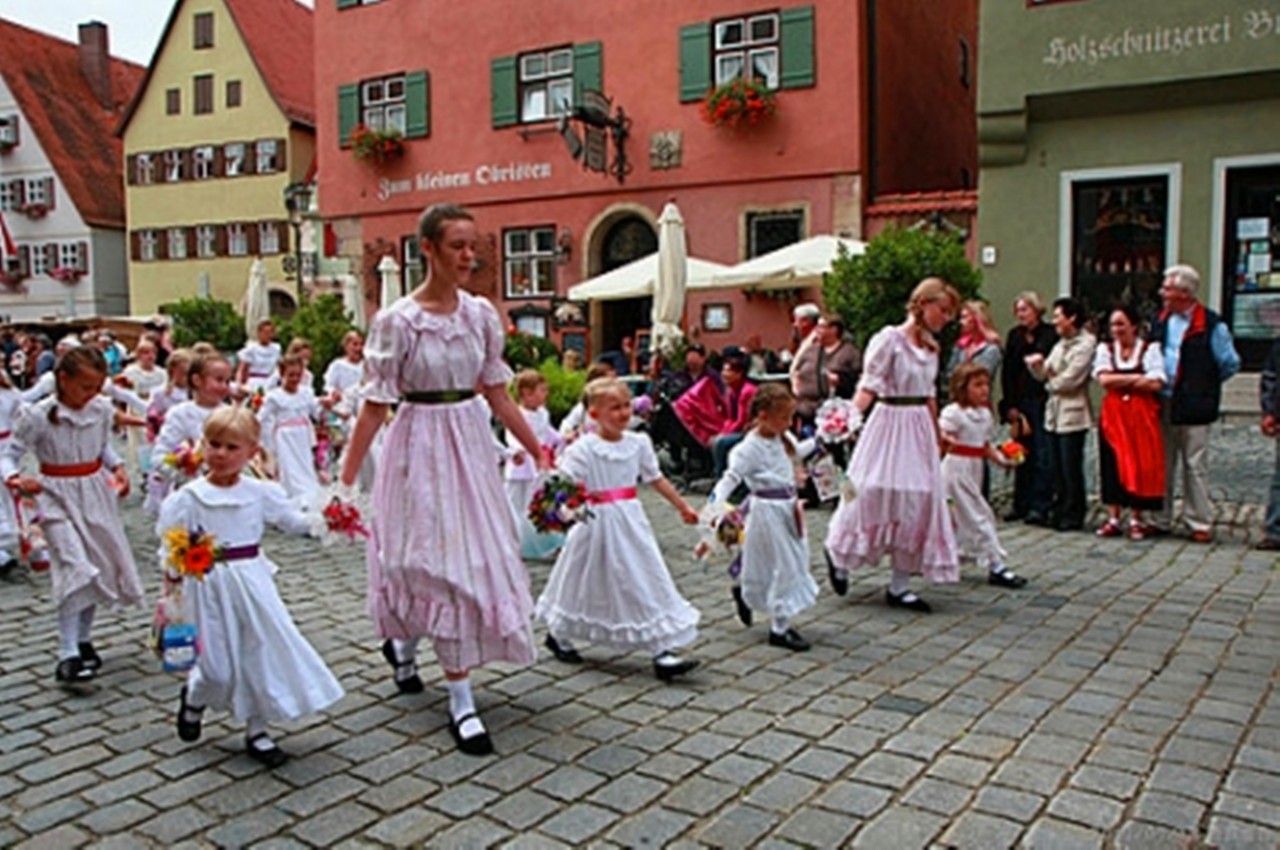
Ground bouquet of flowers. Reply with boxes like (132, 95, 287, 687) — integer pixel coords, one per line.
(693, 498, 745, 563)
(309, 483, 372, 546)
(14, 491, 49, 572)
(998, 438, 1027, 466)
(815, 398, 862, 444)
(162, 525, 223, 581)
(528, 474, 591, 535)
(246, 387, 266, 413)
(160, 440, 204, 481)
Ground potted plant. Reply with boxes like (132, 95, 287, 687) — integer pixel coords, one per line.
(18, 201, 48, 220)
(701, 78, 778, 130)
(0, 267, 27, 288)
(350, 124, 406, 166)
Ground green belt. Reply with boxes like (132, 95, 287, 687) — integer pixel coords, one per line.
(878, 396, 930, 406)
(401, 389, 476, 404)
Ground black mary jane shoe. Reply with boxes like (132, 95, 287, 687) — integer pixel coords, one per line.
(449, 712, 495, 757)
(988, 571, 1028, 589)
(825, 548, 848, 597)
(885, 589, 932, 613)
(731, 585, 753, 626)
(653, 653, 699, 682)
(78, 641, 102, 673)
(177, 686, 204, 742)
(768, 628, 811, 652)
(381, 639, 424, 694)
(544, 634, 583, 664)
(245, 733, 289, 768)
(54, 656, 94, 685)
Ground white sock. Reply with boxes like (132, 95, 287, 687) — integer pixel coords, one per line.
(56, 603, 81, 660)
(889, 568, 912, 597)
(446, 676, 475, 720)
(77, 605, 96, 643)
(653, 651, 684, 666)
(989, 563, 1016, 576)
(393, 637, 420, 662)
(771, 614, 790, 636)
(246, 717, 273, 748)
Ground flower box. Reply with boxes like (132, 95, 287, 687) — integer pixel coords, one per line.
(350, 124, 406, 166)
(18, 202, 48, 220)
(0, 268, 27, 289)
(49, 266, 84, 284)
(702, 78, 778, 131)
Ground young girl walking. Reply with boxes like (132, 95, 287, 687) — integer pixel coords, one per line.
(536, 377, 702, 680)
(146, 352, 232, 515)
(236, 320, 282, 392)
(160, 406, 343, 767)
(258, 355, 323, 504)
(2, 347, 141, 683)
(708, 384, 818, 652)
(505, 369, 566, 560)
(939, 363, 1027, 589)
(825, 278, 961, 613)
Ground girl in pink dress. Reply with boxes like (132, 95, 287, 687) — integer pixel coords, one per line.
(825, 278, 961, 613)
(339, 203, 546, 757)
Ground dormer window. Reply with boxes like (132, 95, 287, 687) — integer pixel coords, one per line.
(0, 115, 18, 149)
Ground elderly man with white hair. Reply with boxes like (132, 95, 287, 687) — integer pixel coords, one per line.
(1148, 264, 1241, 542)
(788, 302, 823, 427)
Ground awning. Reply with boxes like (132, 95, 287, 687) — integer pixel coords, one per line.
(567, 253, 728, 302)
(709, 235, 867, 291)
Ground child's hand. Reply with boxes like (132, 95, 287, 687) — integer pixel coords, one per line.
(511, 451, 526, 466)
(535, 452, 553, 472)
(678, 504, 699, 525)
(110, 465, 131, 498)
(7, 475, 41, 495)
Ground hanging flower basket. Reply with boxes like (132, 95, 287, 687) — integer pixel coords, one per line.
(49, 266, 84, 284)
(0, 140, 15, 155)
(350, 124, 406, 166)
(18, 201, 48, 220)
(701, 78, 778, 130)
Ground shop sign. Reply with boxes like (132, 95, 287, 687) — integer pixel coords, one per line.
(1042, 7, 1280, 69)
(377, 161, 553, 202)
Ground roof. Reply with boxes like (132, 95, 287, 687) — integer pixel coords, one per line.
(865, 189, 978, 217)
(0, 18, 143, 229)
(118, 0, 314, 135)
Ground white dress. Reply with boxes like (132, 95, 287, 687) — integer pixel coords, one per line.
(536, 432, 699, 654)
(0, 388, 21, 556)
(258, 388, 320, 503)
(157, 478, 343, 722)
(710, 433, 818, 619)
(939, 404, 1005, 569)
(323, 358, 363, 398)
(505, 406, 565, 560)
(2, 396, 142, 610)
(238, 342, 282, 391)
(122, 364, 166, 476)
(146, 401, 219, 515)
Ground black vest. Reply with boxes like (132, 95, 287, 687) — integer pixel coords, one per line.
(1151, 307, 1222, 425)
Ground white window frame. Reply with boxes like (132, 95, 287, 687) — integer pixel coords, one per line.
(227, 224, 248, 257)
(196, 225, 218, 258)
(713, 13, 780, 89)
(167, 227, 188, 260)
(139, 230, 158, 262)
(519, 48, 574, 123)
(503, 226, 557, 298)
(24, 178, 48, 206)
(258, 222, 280, 255)
(0, 115, 17, 145)
(0, 181, 16, 211)
(360, 75, 407, 134)
(135, 153, 155, 185)
(255, 140, 279, 174)
(1210, 153, 1280, 313)
(1057, 163, 1183, 298)
(58, 243, 79, 272)
(164, 149, 184, 182)
(193, 146, 215, 180)
(224, 143, 245, 177)
(30, 244, 49, 277)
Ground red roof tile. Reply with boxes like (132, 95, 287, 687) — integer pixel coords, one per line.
(224, 0, 314, 127)
(0, 18, 143, 229)
(866, 189, 978, 217)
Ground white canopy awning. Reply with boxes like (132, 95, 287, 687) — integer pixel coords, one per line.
(567, 253, 728, 302)
(709, 235, 867, 291)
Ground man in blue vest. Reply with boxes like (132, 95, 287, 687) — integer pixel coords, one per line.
(1149, 264, 1241, 542)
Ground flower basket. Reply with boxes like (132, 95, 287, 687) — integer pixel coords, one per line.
(701, 78, 778, 130)
(49, 266, 84, 284)
(18, 202, 48, 220)
(0, 140, 15, 155)
(0, 269, 26, 289)
(350, 124, 406, 166)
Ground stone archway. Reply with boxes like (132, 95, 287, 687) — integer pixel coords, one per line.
(581, 204, 659, 358)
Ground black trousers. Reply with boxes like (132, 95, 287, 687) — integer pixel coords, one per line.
(1048, 429, 1087, 528)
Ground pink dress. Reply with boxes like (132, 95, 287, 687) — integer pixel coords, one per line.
(825, 327, 958, 582)
(363, 292, 535, 670)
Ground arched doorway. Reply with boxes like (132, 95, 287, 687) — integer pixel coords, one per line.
(597, 214, 656, 363)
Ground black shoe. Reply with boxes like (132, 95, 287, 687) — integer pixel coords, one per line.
(245, 733, 289, 768)
(825, 549, 848, 596)
(0, 558, 19, 582)
(653, 653, 699, 682)
(885, 589, 932, 613)
(731, 585, 752, 626)
(544, 634, 583, 664)
(1024, 513, 1049, 526)
(54, 656, 93, 684)
(449, 712, 494, 756)
(988, 571, 1028, 589)
(768, 628, 811, 652)
(381, 639, 424, 694)
(77, 642, 101, 672)
(177, 686, 204, 742)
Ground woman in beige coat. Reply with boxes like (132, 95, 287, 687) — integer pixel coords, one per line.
(1025, 297, 1096, 531)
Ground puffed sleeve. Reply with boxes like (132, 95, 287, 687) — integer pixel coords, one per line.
(636, 433, 662, 484)
(555, 437, 592, 483)
(938, 403, 964, 439)
(1, 404, 38, 480)
(710, 439, 749, 504)
(261, 480, 312, 536)
(476, 297, 515, 388)
(1142, 342, 1167, 384)
(857, 328, 896, 397)
(362, 308, 404, 404)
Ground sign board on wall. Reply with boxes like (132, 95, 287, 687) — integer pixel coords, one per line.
(1041, 7, 1280, 70)
(377, 161, 554, 202)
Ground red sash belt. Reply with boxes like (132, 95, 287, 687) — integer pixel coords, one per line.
(948, 444, 987, 458)
(587, 486, 637, 504)
(40, 459, 103, 477)
(0, 431, 11, 439)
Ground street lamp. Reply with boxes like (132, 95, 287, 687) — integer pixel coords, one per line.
(283, 181, 313, 288)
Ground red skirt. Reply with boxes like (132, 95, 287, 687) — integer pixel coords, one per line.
(1099, 390, 1165, 499)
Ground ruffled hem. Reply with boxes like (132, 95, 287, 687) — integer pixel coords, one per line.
(742, 578, 818, 621)
(826, 522, 958, 583)
(370, 582, 533, 643)
(536, 601, 699, 654)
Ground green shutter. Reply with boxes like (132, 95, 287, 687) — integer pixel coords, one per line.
(780, 5, 816, 89)
(679, 23, 712, 102)
(337, 83, 359, 148)
(404, 70, 430, 138)
(336, 0, 359, 9)
(573, 41, 603, 106)
(491, 55, 518, 128)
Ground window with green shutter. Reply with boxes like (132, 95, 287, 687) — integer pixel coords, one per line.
(572, 41, 602, 105)
(779, 5, 815, 89)
(337, 83, 359, 148)
(679, 23, 712, 102)
(491, 56, 518, 128)
(686, 5, 815, 98)
(404, 70, 430, 138)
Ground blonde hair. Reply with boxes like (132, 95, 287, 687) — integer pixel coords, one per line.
(1013, 290, 1046, 317)
(204, 405, 260, 445)
(907, 277, 961, 352)
(285, 338, 312, 361)
(191, 341, 218, 357)
(584, 377, 630, 409)
(341, 330, 364, 347)
(962, 300, 1002, 347)
(513, 368, 547, 396)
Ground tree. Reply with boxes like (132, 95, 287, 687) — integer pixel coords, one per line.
(277, 295, 356, 393)
(823, 226, 982, 351)
(164, 297, 247, 353)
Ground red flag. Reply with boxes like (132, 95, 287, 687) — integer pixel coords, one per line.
(0, 212, 15, 263)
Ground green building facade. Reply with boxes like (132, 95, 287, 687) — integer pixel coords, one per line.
(977, 0, 1280, 367)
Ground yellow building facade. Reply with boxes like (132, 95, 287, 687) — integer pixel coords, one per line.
(121, 0, 314, 315)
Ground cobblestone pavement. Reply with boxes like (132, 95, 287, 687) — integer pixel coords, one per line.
(1, 429, 1278, 849)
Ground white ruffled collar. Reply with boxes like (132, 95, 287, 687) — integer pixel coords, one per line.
(36, 394, 110, 428)
(185, 476, 258, 507)
(585, 431, 642, 461)
(389, 290, 490, 340)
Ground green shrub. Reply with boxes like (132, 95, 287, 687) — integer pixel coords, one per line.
(538, 359, 587, 424)
(504, 332, 559, 372)
(824, 226, 982, 355)
(277, 295, 356, 393)
(163, 297, 247, 353)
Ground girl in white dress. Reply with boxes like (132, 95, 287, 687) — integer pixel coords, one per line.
(119, 339, 167, 481)
(939, 364, 1025, 589)
(161, 406, 343, 768)
(265, 339, 316, 393)
(147, 348, 192, 444)
(536, 378, 702, 681)
(506, 370, 566, 560)
(709, 384, 818, 652)
(324, 331, 376, 491)
(258, 355, 322, 504)
(0, 371, 22, 577)
(2, 347, 140, 684)
(236, 320, 282, 392)
(146, 352, 232, 515)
